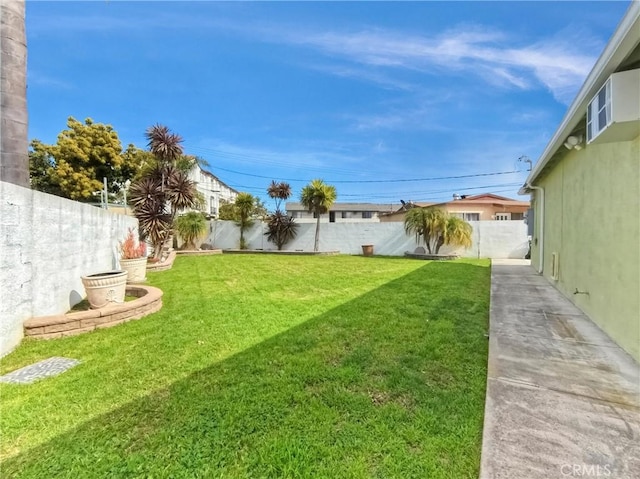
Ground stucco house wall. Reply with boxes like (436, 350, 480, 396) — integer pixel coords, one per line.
(530, 136, 639, 361)
(523, 2, 640, 363)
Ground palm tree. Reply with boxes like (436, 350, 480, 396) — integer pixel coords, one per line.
(130, 125, 198, 259)
(442, 215, 473, 252)
(175, 211, 207, 250)
(0, 0, 29, 186)
(404, 206, 472, 254)
(300, 179, 337, 252)
(235, 192, 255, 249)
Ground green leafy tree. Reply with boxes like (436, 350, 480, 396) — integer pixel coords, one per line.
(217, 199, 237, 221)
(120, 144, 156, 182)
(253, 198, 269, 221)
(27, 117, 146, 201)
(129, 125, 199, 259)
(28, 139, 61, 196)
(175, 211, 207, 250)
(300, 179, 337, 252)
(265, 181, 298, 250)
(50, 117, 125, 200)
(235, 192, 256, 249)
(404, 207, 472, 254)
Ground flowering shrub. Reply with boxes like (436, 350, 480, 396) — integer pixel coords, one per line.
(119, 228, 147, 259)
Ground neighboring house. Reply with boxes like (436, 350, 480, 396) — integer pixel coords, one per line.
(187, 164, 238, 218)
(379, 193, 529, 222)
(519, 2, 640, 362)
(285, 202, 399, 223)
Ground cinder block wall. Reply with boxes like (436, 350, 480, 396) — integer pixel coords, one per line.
(0, 181, 137, 356)
(206, 220, 529, 258)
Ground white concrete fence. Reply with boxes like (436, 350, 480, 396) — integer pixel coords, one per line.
(0, 181, 137, 356)
(206, 220, 529, 259)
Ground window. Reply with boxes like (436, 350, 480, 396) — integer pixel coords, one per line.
(495, 213, 511, 221)
(587, 79, 611, 143)
(464, 213, 480, 221)
(362, 211, 373, 219)
(511, 213, 524, 221)
(342, 211, 348, 219)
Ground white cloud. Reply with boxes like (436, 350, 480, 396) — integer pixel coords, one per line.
(273, 24, 600, 104)
(28, 71, 74, 90)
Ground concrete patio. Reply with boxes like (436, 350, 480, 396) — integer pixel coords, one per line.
(481, 260, 639, 479)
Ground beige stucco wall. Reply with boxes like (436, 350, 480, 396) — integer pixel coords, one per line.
(380, 203, 528, 222)
(531, 135, 640, 362)
(445, 203, 528, 220)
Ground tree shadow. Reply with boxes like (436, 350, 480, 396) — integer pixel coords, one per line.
(3, 262, 489, 479)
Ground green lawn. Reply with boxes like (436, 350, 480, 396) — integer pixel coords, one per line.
(0, 255, 490, 478)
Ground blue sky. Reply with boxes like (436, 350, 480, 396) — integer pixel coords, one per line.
(26, 1, 631, 206)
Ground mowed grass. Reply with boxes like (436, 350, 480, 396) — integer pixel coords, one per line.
(0, 255, 490, 478)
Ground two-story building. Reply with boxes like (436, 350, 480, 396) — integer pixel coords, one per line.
(187, 164, 238, 218)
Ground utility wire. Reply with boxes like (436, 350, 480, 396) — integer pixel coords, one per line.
(209, 165, 521, 184)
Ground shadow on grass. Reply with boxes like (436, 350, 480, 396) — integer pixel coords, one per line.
(3, 262, 489, 479)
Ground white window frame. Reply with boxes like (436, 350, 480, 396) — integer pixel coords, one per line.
(495, 212, 511, 221)
(587, 79, 612, 143)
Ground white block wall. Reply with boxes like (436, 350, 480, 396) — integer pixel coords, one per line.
(0, 181, 137, 356)
(206, 220, 529, 258)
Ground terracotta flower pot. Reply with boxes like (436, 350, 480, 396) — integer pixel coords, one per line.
(119, 257, 148, 283)
(361, 244, 374, 256)
(81, 271, 128, 309)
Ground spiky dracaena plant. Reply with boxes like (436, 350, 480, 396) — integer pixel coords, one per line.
(130, 125, 198, 259)
(145, 124, 183, 165)
(265, 211, 298, 250)
(265, 181, 298, 250)
(267, 180, 292, 211)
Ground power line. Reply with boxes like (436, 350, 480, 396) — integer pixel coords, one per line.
(227, 181, 523, 203)
(208, 164, 522, 184)
(185, 145, 366, 176)
(337, 182, 522, 198)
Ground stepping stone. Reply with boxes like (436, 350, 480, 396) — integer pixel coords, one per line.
(0, 357, 81, 384)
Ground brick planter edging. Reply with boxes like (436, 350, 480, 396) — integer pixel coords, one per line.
(175, 249, 223, 256)
(24, 285, 163, 340)
(146, 250, 177, 272)
(224, 249, 341, 256)
(403, 252, 459, 260)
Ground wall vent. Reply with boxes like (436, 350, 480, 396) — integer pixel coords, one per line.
(551, 252, 560, 280)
